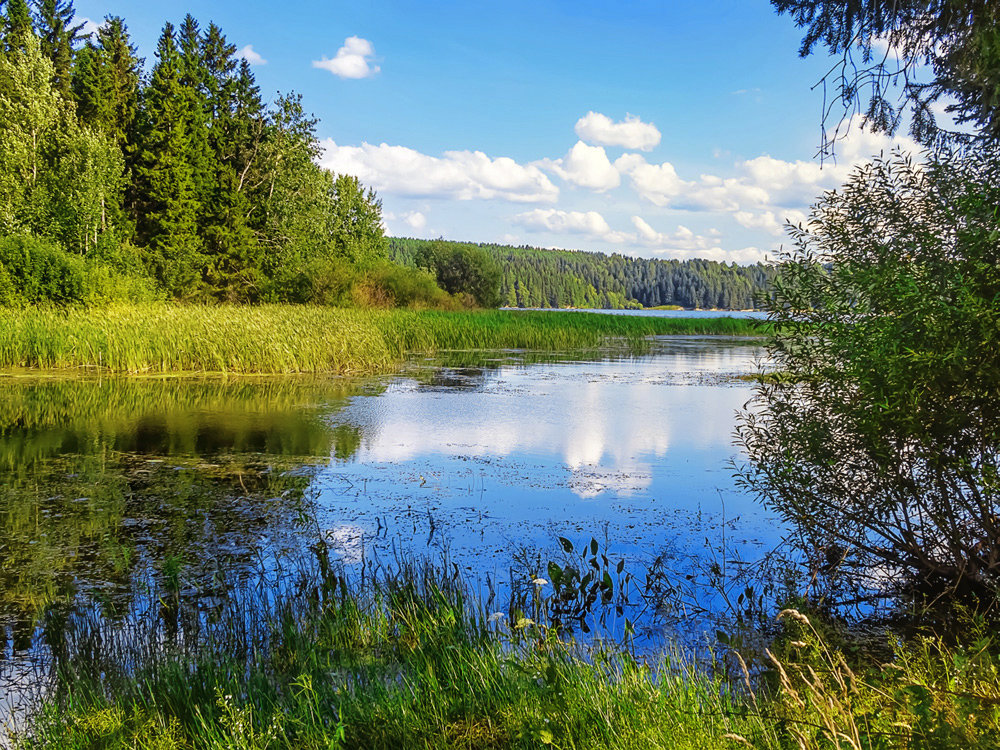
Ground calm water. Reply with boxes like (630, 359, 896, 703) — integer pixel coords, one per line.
(0, 337, 779, 727)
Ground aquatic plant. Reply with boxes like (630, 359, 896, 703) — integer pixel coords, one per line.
(0, 305, 766, 374)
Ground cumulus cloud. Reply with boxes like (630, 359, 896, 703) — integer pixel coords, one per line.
(318, 139, 559, 203)
(537, 141, 620, 191)
(628, 216, 763, 260)
(575, 112, 661, 151)
(313, 36, 380, 79)
(514, 209, 631, 244)
(403, 211, 427, 230)
(236, 44, 267, 66)
(617, 115, 920, 216)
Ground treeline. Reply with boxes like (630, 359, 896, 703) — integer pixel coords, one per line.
(0, 1, 454, 308)
(390, 238, 777, 310)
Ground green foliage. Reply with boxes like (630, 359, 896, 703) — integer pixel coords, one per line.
(762, 608, 1000, 749)
(0, 235, 152, 306)
(34, 0, 85, 99)
(72, 17, 142, 153)
(131, 22, 204, 297)
(414, 240, 502, 308)
(360, 262, 456, 309)
(739, 146, 1000, 601)
(328, 174, 388, 268)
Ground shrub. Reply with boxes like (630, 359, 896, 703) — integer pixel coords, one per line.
(738, 146, 1000, 604)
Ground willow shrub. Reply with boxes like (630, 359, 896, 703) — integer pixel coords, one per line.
(738, 145, 1000, 604)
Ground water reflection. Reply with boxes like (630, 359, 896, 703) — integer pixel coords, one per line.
(0, 341, 778, 729)
(313, 339, 778, 588)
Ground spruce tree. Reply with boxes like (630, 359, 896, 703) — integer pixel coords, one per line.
(72, 16, 142, 153)
(201, 39, 266, 300)
(1, 0, 33, 53)
(176, 14, 212, 220)
(34, 0, 83, 98)
(132, 22, 204, 297)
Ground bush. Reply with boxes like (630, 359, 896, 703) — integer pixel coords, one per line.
(0, 235, 157, 306)
(414, 240, 501, 308)
(0, 235, 88, 305)
(359, 262, 456, 309)
(738, 146, 1000, 604)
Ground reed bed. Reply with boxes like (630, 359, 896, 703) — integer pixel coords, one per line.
(0, 305, 766, 374)
(14, 553, 999, 750)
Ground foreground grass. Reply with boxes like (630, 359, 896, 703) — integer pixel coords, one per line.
(12, 559, 1000, 750)
(0, 305, 766, 374)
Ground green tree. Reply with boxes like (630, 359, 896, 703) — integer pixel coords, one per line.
(72, 16, 142, 154)
(200, 26, 265, 301)
(414, 240, 501, 308)
(132, 22, 204, 297)
(773, 1, 1000, 146)
(327, 173, 387, 268)
(738, 147, 1000, 602)
(0, 32, 123, 253)
(34, 0, 84, 99)
(1, 0, 33, 53)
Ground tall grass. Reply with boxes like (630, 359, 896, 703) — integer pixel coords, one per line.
(0, 305, 766, 374)
(14, 558, 779, 750)
(14, 553, 1000, 750)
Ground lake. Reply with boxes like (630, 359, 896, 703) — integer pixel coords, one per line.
(0, 336, 780, 729)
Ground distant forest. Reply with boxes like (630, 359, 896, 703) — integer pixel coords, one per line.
(390, 238, 777, 310)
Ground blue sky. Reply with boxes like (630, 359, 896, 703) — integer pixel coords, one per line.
(73, 1, 922, 263)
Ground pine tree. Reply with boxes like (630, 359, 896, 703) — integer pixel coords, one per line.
(34, 0, 83, 98)
(132, 22, 204, 297)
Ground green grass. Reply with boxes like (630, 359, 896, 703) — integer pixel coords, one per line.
(0, 304, 767, 374)
(15, 557, 1000, 750)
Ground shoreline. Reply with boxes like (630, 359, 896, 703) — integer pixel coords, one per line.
(0, 304, 768, 376)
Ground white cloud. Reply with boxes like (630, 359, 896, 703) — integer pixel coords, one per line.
(318, 139, 559, 203)
(236, 44, 267, 66)
(615, 156, 685, 206)
(575, 112, 661, 151)
(629, 216, 759, 260)
(537, 141, 620, 191)
(617, 115, 921, 216)
(733, 209, 808, 236)
(313, 36, 380, 79)
(403, 211, 427, 230)
(514, 209, 631, 244)
(79, 16, 100, 37)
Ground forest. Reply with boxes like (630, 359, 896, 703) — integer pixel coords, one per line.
(0, 0, 430, 308)
(390, 238, 777, 310)
(0, 0, 776, 312)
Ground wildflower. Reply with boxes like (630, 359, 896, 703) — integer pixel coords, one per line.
(488, 612, 506, 623)
(532, 577, 548, 586)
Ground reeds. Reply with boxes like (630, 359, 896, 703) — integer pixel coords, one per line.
(15, 557, 778, 750)
(0, 305, 766, 374)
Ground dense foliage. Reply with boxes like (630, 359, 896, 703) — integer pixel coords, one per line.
(391, 237, 776, 310)
(0, 4, 407, 306)
(739, 146, 1000, 603)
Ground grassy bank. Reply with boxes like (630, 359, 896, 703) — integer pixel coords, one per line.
(12, 555, 1000, 750)
(0, 305, 766, 375)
